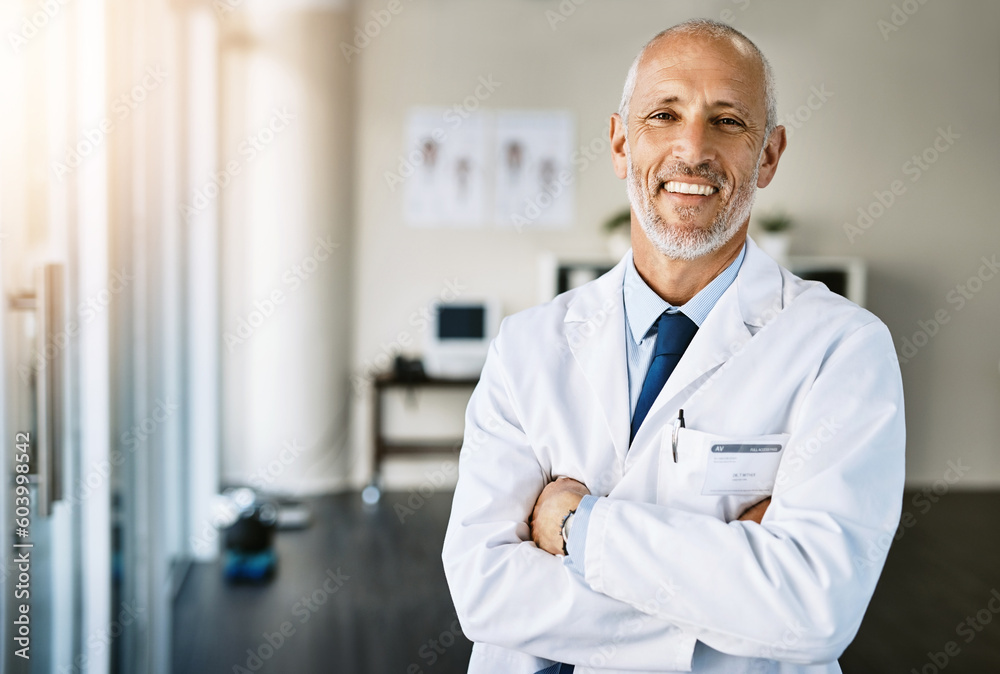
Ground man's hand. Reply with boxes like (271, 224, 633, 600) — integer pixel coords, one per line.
(737, 497, 771, 524)
(530, 477, 590, 555)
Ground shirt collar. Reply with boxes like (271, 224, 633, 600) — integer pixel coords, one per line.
(623, 241, 747, 344)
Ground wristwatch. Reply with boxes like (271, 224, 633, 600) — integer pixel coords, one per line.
(560, 509, 576, 555)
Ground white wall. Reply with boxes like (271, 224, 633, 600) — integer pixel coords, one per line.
(219, 7, 355, 494)
(347, 0, 1000, 489)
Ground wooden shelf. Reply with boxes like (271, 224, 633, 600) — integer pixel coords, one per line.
(369, 374, 479, 492)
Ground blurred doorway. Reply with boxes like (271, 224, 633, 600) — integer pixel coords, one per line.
(1, 1, 224, 672)
(0, 2, 113, 672)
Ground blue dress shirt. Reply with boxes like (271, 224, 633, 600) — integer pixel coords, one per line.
(565, 242, 746, 575)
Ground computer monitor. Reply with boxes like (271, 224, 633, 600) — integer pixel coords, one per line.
(423, 300, 500, 379)
(788, 256, 867, 307)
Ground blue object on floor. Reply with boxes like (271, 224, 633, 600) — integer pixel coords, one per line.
(224, 548, 277, 582)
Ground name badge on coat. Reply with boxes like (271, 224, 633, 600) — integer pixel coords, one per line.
(702, 442, 784, 495)
(658, 427, 790, 521)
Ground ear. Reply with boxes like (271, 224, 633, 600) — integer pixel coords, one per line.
(610, 113, 628, 180)
(756, 125, 787, 189)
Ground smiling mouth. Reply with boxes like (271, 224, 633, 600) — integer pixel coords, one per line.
(663, 180, 719, 196)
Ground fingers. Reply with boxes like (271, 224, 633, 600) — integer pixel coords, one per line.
(531, 486, 585, 555)
(544, 476, 590, 498)
(528, 508, 554, 551)
(529, 477, 589, 554)
(556, 476, 589, 491)
(737, 496, 771, 524)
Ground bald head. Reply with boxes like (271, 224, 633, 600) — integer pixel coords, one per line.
(618, 20, 777, 141)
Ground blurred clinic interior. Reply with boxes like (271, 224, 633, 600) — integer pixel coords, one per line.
(1, 0, 999, 672)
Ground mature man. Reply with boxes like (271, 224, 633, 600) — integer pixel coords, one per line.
(443, 19, 904, 674)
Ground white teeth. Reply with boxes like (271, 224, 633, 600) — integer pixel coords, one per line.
(664, 181, 718, 196)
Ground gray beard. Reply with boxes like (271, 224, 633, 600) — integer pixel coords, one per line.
(626, 146, 762, 261)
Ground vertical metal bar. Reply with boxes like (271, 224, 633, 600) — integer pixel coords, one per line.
(35, 263, 65, 517)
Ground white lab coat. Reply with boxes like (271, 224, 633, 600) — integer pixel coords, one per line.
(442, 238, 905, 674)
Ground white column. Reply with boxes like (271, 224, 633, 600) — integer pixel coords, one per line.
(75, 0, 112, 670)
(184, 8, 222, 562)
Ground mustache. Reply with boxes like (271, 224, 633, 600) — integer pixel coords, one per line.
(652, 162, 728, 189)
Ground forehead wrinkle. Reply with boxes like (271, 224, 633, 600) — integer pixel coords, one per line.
(644, 55, 760, 87)
(634, 49, 764, 120)
(636, 79, 759, 116)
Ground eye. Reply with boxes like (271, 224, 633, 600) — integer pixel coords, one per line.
(650, 112, 675, 121)
(716, 117, 744, 127)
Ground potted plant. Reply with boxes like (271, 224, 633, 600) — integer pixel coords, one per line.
(603, 206, 632, 259)
(756, 211, 793, 264)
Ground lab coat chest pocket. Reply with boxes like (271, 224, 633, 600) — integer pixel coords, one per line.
(657, 428, 790, 522)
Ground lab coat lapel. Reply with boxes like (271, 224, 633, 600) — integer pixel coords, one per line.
(630, 238, 786, 450)
(564, 253, 632, 466)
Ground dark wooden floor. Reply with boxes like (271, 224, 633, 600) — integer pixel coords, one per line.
(840, 490, 1000, 672)
(173, 490, 1000, 673)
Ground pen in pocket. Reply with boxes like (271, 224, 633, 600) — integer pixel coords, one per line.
(671, 409, 685, 462)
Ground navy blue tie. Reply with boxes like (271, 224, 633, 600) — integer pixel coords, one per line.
(630, 311, 698, 443)
(542, 314, 696, 674)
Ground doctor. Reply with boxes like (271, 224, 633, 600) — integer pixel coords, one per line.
(443, 18, 904, 674)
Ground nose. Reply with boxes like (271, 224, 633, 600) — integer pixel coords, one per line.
(670, 120, 714, 166)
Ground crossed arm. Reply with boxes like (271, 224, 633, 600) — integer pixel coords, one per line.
(528, 477, 771, 556)
(443, 322, 905, 668)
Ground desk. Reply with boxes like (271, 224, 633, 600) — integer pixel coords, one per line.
(366, 374, 478, 502)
